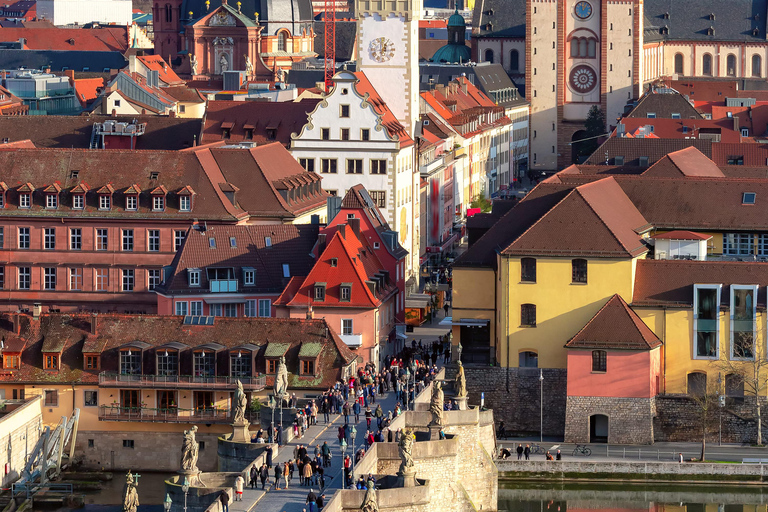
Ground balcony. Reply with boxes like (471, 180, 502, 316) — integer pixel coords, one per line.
(339, 333, 363, 347)
(98, 372, 266, 391)
(210, 279, 238, 293)
(98, 406, 261, 424)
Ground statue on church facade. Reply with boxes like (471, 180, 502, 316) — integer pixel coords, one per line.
(190, 54, 198, 75)
(244, 54, 253, 76)
(219, 53, 229, 73)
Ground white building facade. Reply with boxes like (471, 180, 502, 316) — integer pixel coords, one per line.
(37, 0, 133, 26)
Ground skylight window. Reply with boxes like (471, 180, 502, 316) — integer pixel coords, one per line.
(230, 237, 237, 248)
(265, 237, 272, 247)
(209, 237, 216, 248)
(743, 192, 757, 205)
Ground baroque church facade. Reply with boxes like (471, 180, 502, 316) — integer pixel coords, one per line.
(473, 0, 768, 171)
(153, 0, 316, 77)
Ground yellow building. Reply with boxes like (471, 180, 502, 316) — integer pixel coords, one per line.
(452, 147, 768, 442)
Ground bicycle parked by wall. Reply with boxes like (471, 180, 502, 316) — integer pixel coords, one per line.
(529, 444, 545, 455)
(572, 444, 592, 456)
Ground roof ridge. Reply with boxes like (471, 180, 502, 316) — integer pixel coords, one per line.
(500, 187, 578, 254)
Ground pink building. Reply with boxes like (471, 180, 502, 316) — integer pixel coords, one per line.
(564, 294, 662, 445)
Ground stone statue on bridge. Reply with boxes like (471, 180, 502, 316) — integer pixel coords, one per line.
(429, 381, 444, 427)
(360, 477, 379, 512)
(233, 379, 247, 424)
(398, 428, 415, 474)
(274, 355, 289, 401)
(455, 361, 467, 398)
(181, 426, 199, 472)
(122, 471, 139, 512)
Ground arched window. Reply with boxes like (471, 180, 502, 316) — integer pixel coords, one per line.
(569, 37, 597, 59)
(753, 54, 762, 77)
(165, 3, 172, 23)
(587, 39, 596, 58)
(278, 31, 288, 52)
(510, 50, 519, 72)
(519, 351, 538, 368)
(687, 372, 707, 396)
(484, 49, 494, 63)
(674, 53, 684, 75)
(727, 54, 737, 76)
(702, 54, 712, 76)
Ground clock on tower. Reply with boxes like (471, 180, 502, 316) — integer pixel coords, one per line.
(356, 0, 421, 138)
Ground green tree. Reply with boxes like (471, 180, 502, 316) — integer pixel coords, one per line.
(470, 192, 492, 213)
(576, 106, 606, 159)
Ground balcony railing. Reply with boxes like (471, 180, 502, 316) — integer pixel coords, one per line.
(98, 372, 266, 390)
(339, 333, 363, 347)
(98, 405, 261, 424)
(210, 279, 238, 293)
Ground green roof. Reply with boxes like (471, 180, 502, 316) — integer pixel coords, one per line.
(264, 342, 291, 358)
(431, 43, 472, 64)
(448, 9, 465, 27)
(298, 342, 323, 358)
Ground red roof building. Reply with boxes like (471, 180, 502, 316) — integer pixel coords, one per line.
(0, 26, 131, 52)
(0, 84, 28, 115)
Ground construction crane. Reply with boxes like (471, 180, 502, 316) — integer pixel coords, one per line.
(323, 0, 336, 91)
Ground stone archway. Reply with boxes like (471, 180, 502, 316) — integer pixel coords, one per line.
(571, 129, 588, 164)
(589, 414, 609, 443)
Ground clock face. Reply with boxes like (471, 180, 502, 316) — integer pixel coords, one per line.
(574, 1, 592, 19)
(569, 65, 597, 93)
(369, 37, 396, 63)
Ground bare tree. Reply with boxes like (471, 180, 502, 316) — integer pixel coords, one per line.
(688, 376, 720, 461)
(714, 353, 768, 446)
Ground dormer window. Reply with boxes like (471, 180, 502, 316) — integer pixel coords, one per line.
(3, 353, 19, 369)
(180, 195, 191, 211)
(340, 283, 352, 302)
(119, 348, 142, 375)
(314, 282, 326, 301)
(46, 193, 57, 209)
(298, 343, 320, 375)
(707, 26, 715, 36)
(229, 350, 252, 378)
(99, 195, 111, 210)
(330, 258, 338, 267)
(44, 353, 60, 370)
(85, 354, 100, 370)
(243, 267, 255, 286)
(157, 349, 179, 376)
(0, 182, 6, 208)
(151, 186, 167, 211)
(19, 192, 30, 208)
(188, 268, 201, 287)
(126, 195, 138, 210)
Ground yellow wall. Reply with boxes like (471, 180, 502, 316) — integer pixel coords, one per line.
(451, 267, 496, 355)
(502, 256, 637, 368)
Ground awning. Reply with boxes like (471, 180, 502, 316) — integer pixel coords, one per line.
(203, 297, 247, 304)
(439, 317, 490, 327)
(396, 332, 408, 340)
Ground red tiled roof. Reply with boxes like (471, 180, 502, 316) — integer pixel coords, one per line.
(585, 137, 713, 166)
(642, 146, 725, 178)
(566, 294, 661, 350)
(136, 55, 183, 85)
(712, 142, 768, 166)
(501, 177, 650, 258)
(73, 77, 104, 107)
(352, 71, 414, 146)
(158, 224, 319, 295)
(616, 117, 741, 143)
(633, 259, 768, 307)
(0, 26, 129, 52)
(651, 230, 711, 240)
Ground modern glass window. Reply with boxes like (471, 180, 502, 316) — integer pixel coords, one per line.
(69, 268, 83, 290)
(190, 301, 203, 316)
(126, 195, 138, 211)
(731, 285, 757, 359)
(96, 229, 108, 251)
(44, 267, 56, 290)
(572, 259, 588, 283)
(180, 196, 191, 211)
(157, 351, 179, 376)
(342, 319, 353, 335)
(592, 350, 607, 372)
(258, 299, 271, 317)
(18, 227, 29, 249)
(70, 228, 82, 250)
(194, 351, 215, 378)
(46, 194, 57, 209)
(230, 351, 252, 378)
(95, 269, 109, 291)
(122, 269, 135, 291)
(694, 284, 720, 358)
(120, 350, 141, 375)
(44, 228, 56, 250)
(18, 267, 30, 290)
(122, 230, 134, 251)
(73, 195, 84, 210)
(702, 54, 713, 76)
(521, 304, 536, 327)
(520, 258, 536, 282)
(723, 233, 753, 255)
(148, 230, 160, 252)
(519, 351, 538, 368)
(674, 53, 684, 75)
(174, 230, 185, 251)
(148, 269, 161, 290)
(153, 196, 165, 211)
(99, 195, 111, 210)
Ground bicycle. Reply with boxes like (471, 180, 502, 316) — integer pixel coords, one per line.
(572, 444, 592, 456)
(530, 443, 545, 455)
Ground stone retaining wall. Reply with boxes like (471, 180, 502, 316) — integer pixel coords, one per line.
(565, 396, 655, 445)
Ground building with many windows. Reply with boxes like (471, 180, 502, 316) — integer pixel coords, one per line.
(0, 142, 328, 313)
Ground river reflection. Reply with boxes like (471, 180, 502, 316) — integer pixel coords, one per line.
(499, 482, 768, 512)
(51, 471, 175, 512)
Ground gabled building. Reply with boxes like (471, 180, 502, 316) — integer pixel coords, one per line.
(276, 219, 398, 368)
(0, 312, 357, 471)
(290, 70, 421, 279)
(155, 224, 320, 318)
(92, 71, 178, 115)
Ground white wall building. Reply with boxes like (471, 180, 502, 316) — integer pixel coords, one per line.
(37, 0, 132, 26)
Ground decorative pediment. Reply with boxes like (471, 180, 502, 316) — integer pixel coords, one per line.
(209, 10, 236, 26)
(213, 36, 235, 46)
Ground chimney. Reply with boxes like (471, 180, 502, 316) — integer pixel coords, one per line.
(316, 233, 327, 255)
(348, 217, 361, 239)
(32, 303, 41, 320)
(112, 108, 117, 116)
(11, 312, 19, 335)
(460, 80, 468, 94)
(128, 53, 137, 73)
(64, 69, 75, 83)
(306, 303, 314, 320)
(435, 84, 447, 96)
(338, 223, 346, 239)
(91, 313, 98, 335)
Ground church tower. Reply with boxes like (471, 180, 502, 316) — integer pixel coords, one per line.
(355, 0, 421, 138)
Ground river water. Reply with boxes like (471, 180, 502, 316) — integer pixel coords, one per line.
(499, 481, 768, 512)
(51, 471, 175, 512)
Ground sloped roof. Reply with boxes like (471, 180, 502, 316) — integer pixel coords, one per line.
(136, 54, 183, 85)
(566, 294, 662, 350)
(157, 223, 319, 295)
(651, 230, 712, 240)
(73, 77, 104, 107)
(642, 146, 725, 177)
(472, 0, 526, 38)
(0, 26, 130, 52)
(501, 177, 650, 258)
(585, 137, 712, 167)
(0, 49, 127, 72)
(352, 71, 414, 147)
(625, 91, 702, 119)
(617, 118, 740, 143)
(643, 0, 767, 43)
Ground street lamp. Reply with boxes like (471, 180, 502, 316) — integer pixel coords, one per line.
(181, 476, 190, 512)
(539, 369, 544, 443)
(404, 370, 410, 411)
(350, 426, 357, 482)
(718, 373, 723, 446)
(340, 438, 347, 486)
(164, 493, 172, 512)
(269, 395, 276, 442)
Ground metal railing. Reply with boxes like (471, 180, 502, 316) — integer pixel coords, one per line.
(98, 372, 266, 390)
(12, 482, 73, 499)
(210, 279, 238, 293)
(98, 405, 260, 424)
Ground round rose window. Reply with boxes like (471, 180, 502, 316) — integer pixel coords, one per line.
(569, 65, 597, 94)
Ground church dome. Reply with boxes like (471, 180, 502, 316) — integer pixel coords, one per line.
(431, 43, 471, 64)
(447, 9, 465, 27)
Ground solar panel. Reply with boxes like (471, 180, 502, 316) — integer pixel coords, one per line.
(183, 316, 215, 325)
